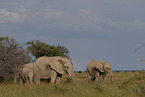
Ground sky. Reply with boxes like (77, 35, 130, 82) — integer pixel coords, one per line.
(0, 0, 145, 71)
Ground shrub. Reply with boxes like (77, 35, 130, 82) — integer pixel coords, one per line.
(116, 70, 120, 73)
(0, 36, 30, 81)
(26, 40, 70, 59)
(78, 71, 82, 73)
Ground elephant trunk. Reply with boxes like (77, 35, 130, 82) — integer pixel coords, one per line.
(108, 71, 114, 84)
(67, 65, 76, 83)
(70, 73, 76, 83)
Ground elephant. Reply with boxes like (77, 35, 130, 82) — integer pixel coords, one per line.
(87, 60, 114, 84)
(15, 63, 34, 84)
(21, 63, 34, 84)
(33, 56, 76, 84)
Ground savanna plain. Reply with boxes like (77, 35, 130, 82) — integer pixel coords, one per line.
(0, 71, 145, 97)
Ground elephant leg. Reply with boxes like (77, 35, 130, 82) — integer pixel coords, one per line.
(34, 75, 41, 85)
(87, 70, 92, 82)
(24, 76, 29, 83)
(20, 79, 23, 84)
(95, 71, 100, 82)
(14, 77, 17, 84)
(14, 74, 20, 84)
(19, 76, 24, 84)
(56, 73, 62, 84)
(110, 76, 114, 84)
(50, 70, 57, 84)
(36, 79, 40, 85)
(102, 73, 106, 83)
(26, 77, 29, 83)
(28, 72, 33, 84)
(108, 72, 114, 84)
(56, 77, 61, 84)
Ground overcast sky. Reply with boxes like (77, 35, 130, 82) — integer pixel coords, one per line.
(0, 0, 145, 71)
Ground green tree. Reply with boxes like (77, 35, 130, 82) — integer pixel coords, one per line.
(26, 40, 70, 59)
(0, 36, 30, 81)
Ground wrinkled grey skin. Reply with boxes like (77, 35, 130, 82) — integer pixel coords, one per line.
(87, 60, 114, 84)
(33, 56, 76, 84)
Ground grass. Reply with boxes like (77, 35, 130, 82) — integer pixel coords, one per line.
(0, 71, 145, 97)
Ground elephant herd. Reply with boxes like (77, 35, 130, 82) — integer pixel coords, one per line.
(15, 56, 114, 84)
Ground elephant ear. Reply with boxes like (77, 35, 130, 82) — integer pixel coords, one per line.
(95, 60, 105, 73)
(57, 59, 64, 65)
(49, 59, 64, 74)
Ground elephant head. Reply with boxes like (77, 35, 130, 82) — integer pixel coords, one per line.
(49, 59, 64, 74)
(94, 60, 105, 73)
(104, 62, 111, 73)
(59, 57, 76, 83)
(87, 60, 105, 78)
(49, 57, 76, 83)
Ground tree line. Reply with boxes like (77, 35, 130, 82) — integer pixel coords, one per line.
(0, 36, 70, 81)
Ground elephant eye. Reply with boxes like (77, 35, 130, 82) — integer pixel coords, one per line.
(63, 66, 69, 70)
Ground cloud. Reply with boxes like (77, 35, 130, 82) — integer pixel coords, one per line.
(0, 8, 28, 23)
(24, 0, 145, 36)
(0, 0, 145, 38)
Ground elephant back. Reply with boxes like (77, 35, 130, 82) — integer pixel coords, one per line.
(95, 60, 105, 72)
(88, 60, 97, 67)
(22, 63, 34, 74)
(87, 60, 105, 73)
(34, 56, 52, 68)
(34, 56, 64, 75)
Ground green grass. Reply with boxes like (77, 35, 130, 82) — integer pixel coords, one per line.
(0, 71, 145, 97)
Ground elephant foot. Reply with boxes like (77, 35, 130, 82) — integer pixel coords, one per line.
(92, 78, 96, 81)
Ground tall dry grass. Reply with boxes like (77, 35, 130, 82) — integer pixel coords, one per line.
(0, 71, 145, 97)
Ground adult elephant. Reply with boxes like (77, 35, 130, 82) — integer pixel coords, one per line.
(87, 60, 114, 84)
(33, 56, 76, 84)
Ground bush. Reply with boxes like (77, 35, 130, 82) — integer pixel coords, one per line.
(115, 70, 120, 73)
(0, 36, 30, 81)
(26, 40, 70, 59)
(78, 71, 82, 73)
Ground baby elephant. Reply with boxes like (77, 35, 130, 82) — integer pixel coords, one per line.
(87, 60, 114, 84)
(15, 63, 34, 84)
